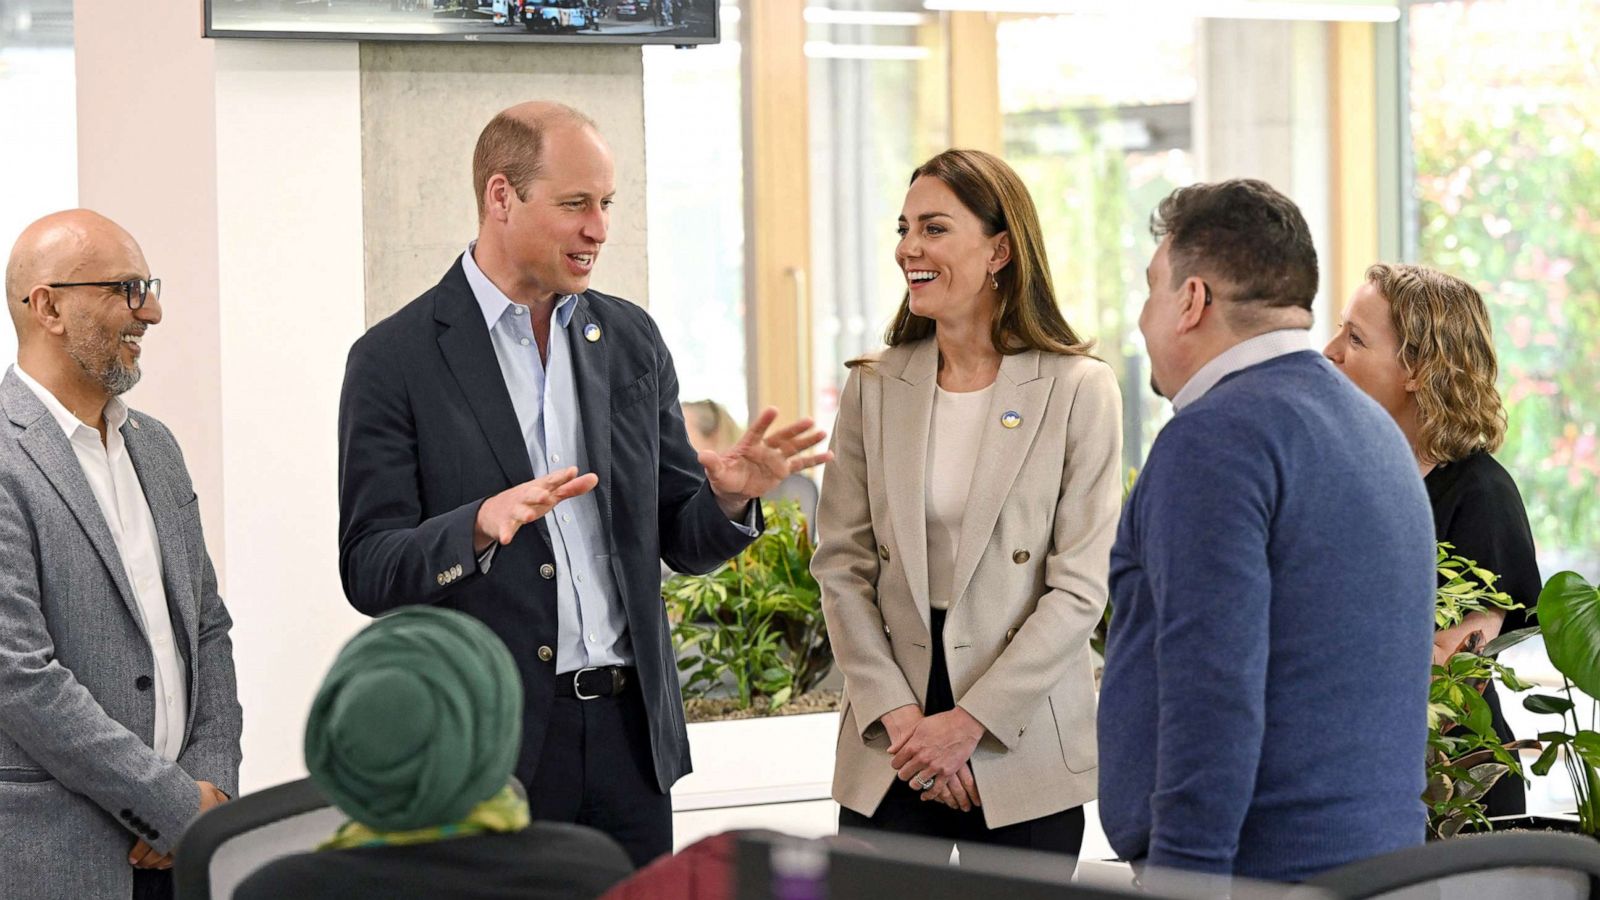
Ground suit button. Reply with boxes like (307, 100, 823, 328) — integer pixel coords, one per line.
(134, 676, 152, 691)
(883, 625, 891, 637)
(120, 809, 133, 821)
(436, 573, 446, 585)
(147, 829, 160, 840)
(1012, 549, 1030, 564)
(1005, 628, 1017, 642)
(540, 564, 555, 580)
(878, 545, 890, 562)
(537, 646, 553, 663)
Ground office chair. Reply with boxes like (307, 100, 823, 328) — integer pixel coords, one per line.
(1307, 831, 1600, 900)
(173, 777, 343, 900)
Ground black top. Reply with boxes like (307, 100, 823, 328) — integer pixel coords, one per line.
(233, 824, 634, 900)
(1426, 450, 1542, 635)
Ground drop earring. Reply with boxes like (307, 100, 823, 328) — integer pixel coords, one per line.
(990, 271, 1000, 291)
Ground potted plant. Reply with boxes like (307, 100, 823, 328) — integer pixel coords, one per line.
(661, 499, 841, 847)
(1484, 569, 1600, 837)
(1425, 543, 1538, 838)
(663, 498, 835, 719)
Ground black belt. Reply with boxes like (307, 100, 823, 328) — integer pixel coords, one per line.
(555, 665, 634, 700)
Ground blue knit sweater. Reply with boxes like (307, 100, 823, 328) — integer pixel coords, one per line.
(1098, 351, 1436, 883)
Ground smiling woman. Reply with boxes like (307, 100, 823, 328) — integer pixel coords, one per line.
(817, 147, 1121, 865)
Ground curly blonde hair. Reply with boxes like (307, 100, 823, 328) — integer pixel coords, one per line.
(1366, 263, 1506, 463)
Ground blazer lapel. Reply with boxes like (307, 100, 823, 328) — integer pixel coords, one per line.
(433, 262, 537, 489)
(566, 296, 614, 542)
(881, 340, 938, 637)
(1, 372, 146, 637)
(122, 419, 194, 658)
(947, 350, 1052, 613)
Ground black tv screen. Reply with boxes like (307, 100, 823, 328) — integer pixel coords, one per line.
(205, 0, 720, 45)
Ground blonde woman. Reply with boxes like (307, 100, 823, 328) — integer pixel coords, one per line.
(1325, 263, 1540, 817)
(812, 149, 1122, 863)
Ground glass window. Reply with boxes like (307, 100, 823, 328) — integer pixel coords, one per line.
(1407, 0, 1600, 573)
(806, 0, 949, 422)
(643, 1, 747, 425)
(998, 13, 1199, 470)
(0, 0, 77, 368)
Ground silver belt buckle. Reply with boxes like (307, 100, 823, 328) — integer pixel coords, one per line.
(573, 665, 603, 700)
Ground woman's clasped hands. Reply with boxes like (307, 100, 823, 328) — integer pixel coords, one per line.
(881, 704, 986, 813)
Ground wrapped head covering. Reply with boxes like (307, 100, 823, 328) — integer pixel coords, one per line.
(305, 606, 522, 832)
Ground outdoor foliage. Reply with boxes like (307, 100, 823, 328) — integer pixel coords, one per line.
(663, 500, 831, 711)
(1410, 0, 1600, 560)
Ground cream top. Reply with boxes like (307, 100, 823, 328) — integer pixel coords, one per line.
(924, 382, 994, 611)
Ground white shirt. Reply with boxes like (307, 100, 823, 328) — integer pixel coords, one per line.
(1171, 329, 1313, 412)
(924, 382, 994, 611)
(13, 366, 187, 760)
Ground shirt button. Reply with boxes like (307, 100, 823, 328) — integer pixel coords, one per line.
(576, 574, 584, 584)
(550, 453, 560, 463)
(519, 337, 530, 347)
(587, 633, 597, 643)
(514, 306, 525, 316)
(562, 514, 572, 523)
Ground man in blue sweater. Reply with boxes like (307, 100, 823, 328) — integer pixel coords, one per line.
(1098, 179, 1436, 884)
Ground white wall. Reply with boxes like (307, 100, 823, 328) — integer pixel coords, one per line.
(212, 39, 371, 793)
(0, 46, 78, 370)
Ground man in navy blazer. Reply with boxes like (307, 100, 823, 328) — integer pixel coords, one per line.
(337, 101, 828, 867)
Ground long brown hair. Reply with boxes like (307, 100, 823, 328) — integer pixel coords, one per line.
(1367, 263, 1507, 463)
(851, 149, 1093, 366)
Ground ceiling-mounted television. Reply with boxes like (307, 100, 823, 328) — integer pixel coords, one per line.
(205, 0, 719, 45)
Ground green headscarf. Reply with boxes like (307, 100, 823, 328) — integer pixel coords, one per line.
(305, 606, 523, 833)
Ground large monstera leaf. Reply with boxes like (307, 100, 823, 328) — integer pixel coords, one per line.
(1540, 571, 1600, 699)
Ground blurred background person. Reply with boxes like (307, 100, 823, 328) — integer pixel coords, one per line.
(814, 148, 1122, 865)
(681, 399, 743, 455)
(1325, 262, 1540, 818)
(236, 606, 632, 900)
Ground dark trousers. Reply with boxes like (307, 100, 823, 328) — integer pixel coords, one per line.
(838, 609, 1086, 865)
(131, 869, 172, 900)
(521, 681, 672, 870)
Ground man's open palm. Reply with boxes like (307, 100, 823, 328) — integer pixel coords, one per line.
(700, 407, 832, 509)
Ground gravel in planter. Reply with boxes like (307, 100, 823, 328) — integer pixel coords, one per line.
(683, 690, 842, 723)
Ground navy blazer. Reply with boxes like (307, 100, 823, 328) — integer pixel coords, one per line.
(337, 257, 758, 790)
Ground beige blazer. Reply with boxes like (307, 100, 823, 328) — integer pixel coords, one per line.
(813, 338, 1123, 829)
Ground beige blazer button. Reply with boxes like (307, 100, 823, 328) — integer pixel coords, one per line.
(537, 645, 554, 663)
(540, 563, 556, 580)
(878, 545, 890, 562)
(1005, 627, 1018, 642)
(1012, 549, 1030, 564)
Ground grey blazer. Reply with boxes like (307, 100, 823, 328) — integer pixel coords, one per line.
(0, 369, 242, 899)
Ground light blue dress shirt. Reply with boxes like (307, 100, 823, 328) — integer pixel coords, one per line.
(462, 243, 631, 673)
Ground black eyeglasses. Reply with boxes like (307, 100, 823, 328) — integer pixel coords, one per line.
(43, 277, 161, 310)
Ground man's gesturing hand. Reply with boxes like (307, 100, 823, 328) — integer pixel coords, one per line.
(473, 467, 599, 553)
(701, 407, 833, 518)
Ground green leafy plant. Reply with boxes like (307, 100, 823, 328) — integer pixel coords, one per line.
(663, 499, 831, 711)
(1425, 544, 1533, 839)
(1506, 571, 1600, 835)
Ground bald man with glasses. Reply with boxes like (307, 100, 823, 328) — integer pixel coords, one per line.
(0, 210, 240, 900)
